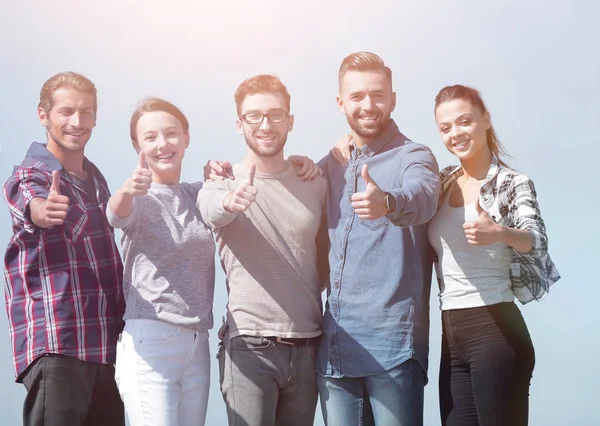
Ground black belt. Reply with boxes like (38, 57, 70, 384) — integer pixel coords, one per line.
(265, 336, 319, 346)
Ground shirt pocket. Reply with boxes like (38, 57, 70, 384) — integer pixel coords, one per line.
(358, 217, 388, 231)
(63, 203, 89, 242)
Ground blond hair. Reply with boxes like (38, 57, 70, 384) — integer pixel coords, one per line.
(38, 72, 97, 114)
(338, 51, 392, 88)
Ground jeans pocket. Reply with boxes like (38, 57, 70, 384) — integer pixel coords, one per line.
(230, 335, 273, 351)
(140, 321, 181, 343)
(358, 217, 388, 231)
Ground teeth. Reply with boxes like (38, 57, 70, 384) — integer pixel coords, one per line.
(156, 153, 174, 159)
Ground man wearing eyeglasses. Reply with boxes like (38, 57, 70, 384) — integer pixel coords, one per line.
(197, 74, 329, 426)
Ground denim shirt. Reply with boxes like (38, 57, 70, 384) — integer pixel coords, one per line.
(317, 120, 441, 378)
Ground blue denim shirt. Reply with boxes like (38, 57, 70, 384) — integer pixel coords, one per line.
(317, 120, 441, 378)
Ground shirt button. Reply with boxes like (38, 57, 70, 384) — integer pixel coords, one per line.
(344, 225, 349, 230)
(356, 149, 362, 156)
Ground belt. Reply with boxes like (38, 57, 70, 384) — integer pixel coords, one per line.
(265, 336, 319, 346)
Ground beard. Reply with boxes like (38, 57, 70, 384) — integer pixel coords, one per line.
(244, 131, 288, 158)
(346, 112, 392, 140)
(47, 119, 89, 152)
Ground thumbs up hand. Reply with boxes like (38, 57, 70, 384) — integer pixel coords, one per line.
(42, 170, 70, 226)
(463, 201, 503, 245)
(351, 164, 387, 220)
(124, 151, 153, 197)
(223, 164, 258, 213)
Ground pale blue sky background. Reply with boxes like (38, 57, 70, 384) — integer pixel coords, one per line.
(0, 1, 598, 425)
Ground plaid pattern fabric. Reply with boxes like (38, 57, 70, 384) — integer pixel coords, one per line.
(437, 156, 560, 305)
(3, 142, 124, 381)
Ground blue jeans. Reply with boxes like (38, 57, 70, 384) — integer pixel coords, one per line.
(439, 302, 535, 426)
(218, 330, 319, 426)
(318, 358, 426, 426)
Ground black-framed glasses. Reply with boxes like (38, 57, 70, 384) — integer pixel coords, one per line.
(240, 110, 289, 125)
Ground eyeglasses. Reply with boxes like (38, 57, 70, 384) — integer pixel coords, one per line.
(240, 110, 289, 125)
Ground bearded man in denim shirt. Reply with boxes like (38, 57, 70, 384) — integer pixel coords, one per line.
(316, 51, 441, 426)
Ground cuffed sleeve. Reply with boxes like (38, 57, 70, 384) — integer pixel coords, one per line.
(197, 180, 238, 229)
(385, 145, 441, 227)
(106, 197, 138, 230)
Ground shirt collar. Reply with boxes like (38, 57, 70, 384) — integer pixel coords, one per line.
(351, 119, 400, 159)
(23, 141, 96, 176)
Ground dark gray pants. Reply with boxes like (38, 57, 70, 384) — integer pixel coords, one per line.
(21, 353, 125, 426)
(218, 332, 319, 426)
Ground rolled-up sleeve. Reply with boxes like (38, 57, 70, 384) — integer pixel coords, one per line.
(508, 174, 548, 254)
(3, 168, 51, 234)
(386, 145, 440, 227)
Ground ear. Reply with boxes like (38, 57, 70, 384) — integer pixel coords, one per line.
(287, 114, 294, 132)
(236, 118, 244, 135)
(335, 95, 346, 115)
(38, 106, 48, 126)
(390, 91, 397, 113)
(484, 111, 491, 130)
(184, 131, 190, 148)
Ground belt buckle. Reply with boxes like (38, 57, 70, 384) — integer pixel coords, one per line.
(276, 337, 294, 346)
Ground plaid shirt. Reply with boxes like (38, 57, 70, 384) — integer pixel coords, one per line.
(437, 156, 560, 305)
(3, 142, 124, 381)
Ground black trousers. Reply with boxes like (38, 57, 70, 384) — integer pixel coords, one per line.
(439, 302, 536, 426)
(21, 354, 125, 426)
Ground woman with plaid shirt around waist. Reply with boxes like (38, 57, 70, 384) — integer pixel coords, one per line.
(428, 85, 560, 426)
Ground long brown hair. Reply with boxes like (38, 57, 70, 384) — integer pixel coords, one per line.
(434, 85, 511, 167)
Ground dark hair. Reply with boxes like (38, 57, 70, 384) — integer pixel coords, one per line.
(130, 98, 189, 143)
(338, 51, 393, 89)
(39, 71, 97, 114)
(234, 74, 291, 115)
(435, 84, 511, 167)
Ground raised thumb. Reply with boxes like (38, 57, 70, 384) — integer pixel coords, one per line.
(361, 164, 376, 186)
(138, 151, 148, 169)
(50, 170, 61, 195)
(247, 164, 256, 186)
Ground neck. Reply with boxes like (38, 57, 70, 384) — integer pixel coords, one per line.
(46, 137, 85, 175)
(350, 130, 371, 148)
(460, 148, 493, 181)
(243, 150, 288, 174)
(152, 171, 181, 185)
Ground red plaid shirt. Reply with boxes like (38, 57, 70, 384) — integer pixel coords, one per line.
(3, 142, 124, 381)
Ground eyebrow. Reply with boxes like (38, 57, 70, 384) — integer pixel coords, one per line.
(438, 113, 473, 126)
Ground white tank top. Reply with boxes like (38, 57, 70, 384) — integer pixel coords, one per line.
(428, 187, 514, 311)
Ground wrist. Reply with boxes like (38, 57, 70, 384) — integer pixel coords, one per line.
(223, 192, 234, 213)
(497, 224, 509, 244)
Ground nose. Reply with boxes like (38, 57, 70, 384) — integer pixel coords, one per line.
(157, 133, 168, 149)
(70, 111, 82, 128)
(450, 125, 463, 138)
(259, 115, 273, 131)
(361, 95, 374, 111)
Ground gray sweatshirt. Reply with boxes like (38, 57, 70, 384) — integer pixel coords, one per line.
(107, 182, 215, 331)
(197, 163, 329, 339)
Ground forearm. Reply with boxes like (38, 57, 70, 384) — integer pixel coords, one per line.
(499, 226, 533, 253)
(28, 198, 51, 228)
(198, 189, 238, 229)
(108, 186, 134, 219)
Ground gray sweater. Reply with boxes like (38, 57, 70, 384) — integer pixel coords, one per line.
(107, 182, 215, 331)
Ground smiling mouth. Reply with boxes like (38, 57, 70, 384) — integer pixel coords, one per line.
(66, 131, 85, 137)
(156, 153, 174, 160)
(453, 140, 470, 149)
(358, 115, 379, 122)
(256, 134, 276, 142)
